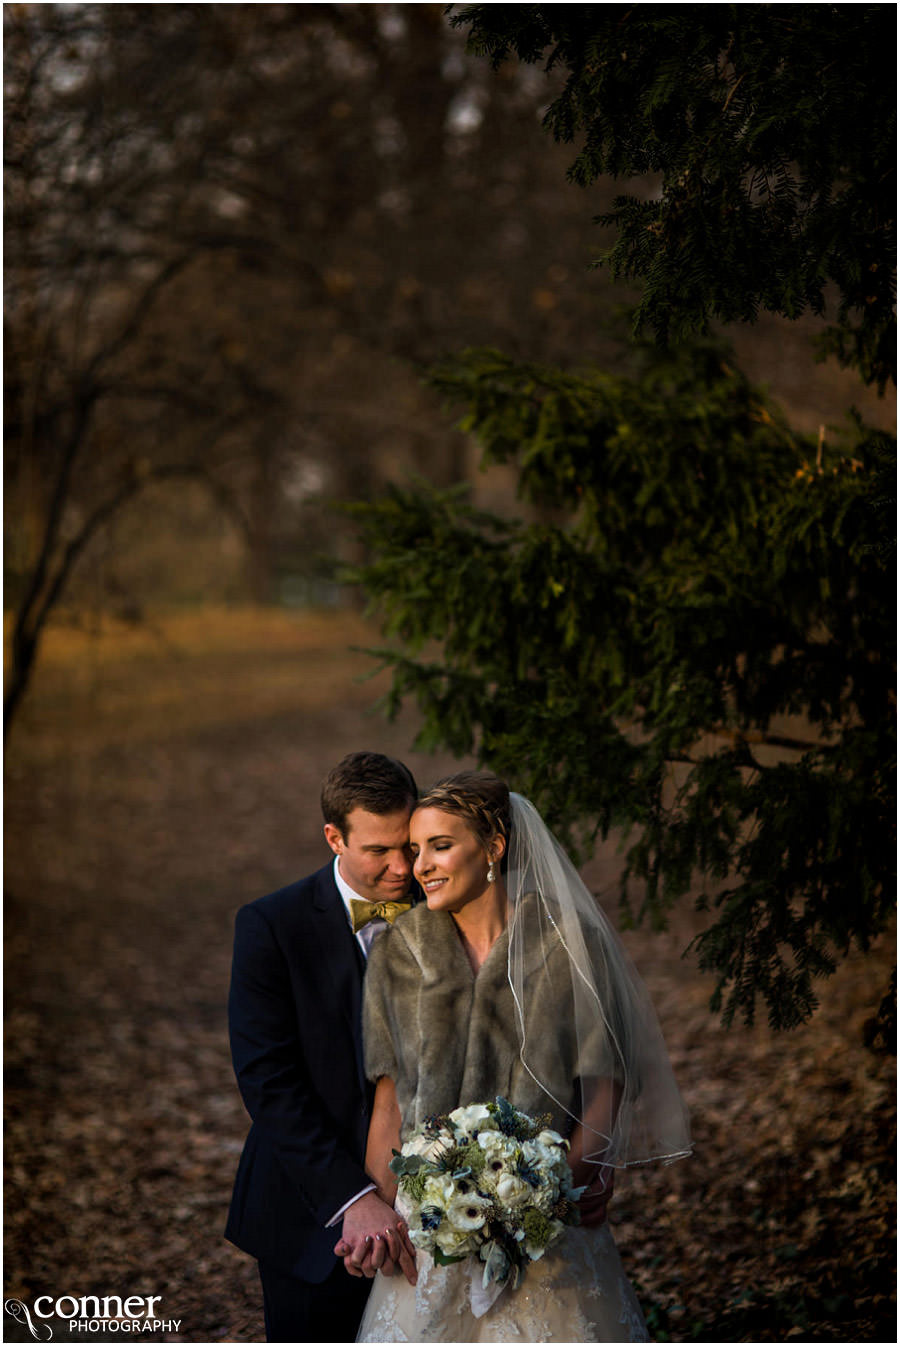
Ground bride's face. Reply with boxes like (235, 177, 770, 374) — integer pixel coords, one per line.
(410, 806, 498, 913)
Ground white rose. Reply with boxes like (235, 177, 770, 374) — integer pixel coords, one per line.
(477, 1129, 510, 1155)
(495, 1172, 531, 1208)
(434, 1224, 479, 1258)
(422, 1174, 455, 1209)
(404, 1127, 454, 1162)
(448, 1103, 495, 1138)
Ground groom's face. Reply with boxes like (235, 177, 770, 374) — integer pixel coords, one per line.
(324, 806, 414, 903)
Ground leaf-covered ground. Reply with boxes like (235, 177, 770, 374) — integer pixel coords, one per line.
(4, 610, 895, 1343)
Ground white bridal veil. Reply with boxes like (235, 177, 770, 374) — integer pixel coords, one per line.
(505, 793, 692, 1170)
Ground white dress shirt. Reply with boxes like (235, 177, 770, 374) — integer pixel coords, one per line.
(333, 854, 389, 957)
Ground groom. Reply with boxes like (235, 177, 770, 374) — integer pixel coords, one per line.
(226, 752, 419, 1342)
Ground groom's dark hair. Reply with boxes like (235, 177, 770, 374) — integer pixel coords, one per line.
(321, 751, 418, 837)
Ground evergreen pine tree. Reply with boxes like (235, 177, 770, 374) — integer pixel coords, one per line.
(347, 7, 896, 1031)
(453, 2, 896, 389)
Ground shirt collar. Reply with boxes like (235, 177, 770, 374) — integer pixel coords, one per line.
(333, 853, 363, 926)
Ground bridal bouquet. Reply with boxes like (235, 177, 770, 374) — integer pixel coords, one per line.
(389, 1097, 585, 1290)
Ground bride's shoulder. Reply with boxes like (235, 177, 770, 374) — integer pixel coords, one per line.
(392, 899, 453, 953)
(369, 901, 450, 972)
(394, 896, 433, 933)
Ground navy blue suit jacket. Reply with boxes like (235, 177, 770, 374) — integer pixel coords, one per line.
(225, 862, 374, 1282)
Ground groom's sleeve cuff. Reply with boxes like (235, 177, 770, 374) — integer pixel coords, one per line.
(325, 1182, 377, 1228)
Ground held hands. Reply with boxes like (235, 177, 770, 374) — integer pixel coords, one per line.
(333, 1191, 418, 1286)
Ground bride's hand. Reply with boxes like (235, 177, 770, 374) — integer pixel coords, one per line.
(371, 1220, 417, 1284)
(334, 1192, 417, 1285)
(335, 1227, 417, 1285)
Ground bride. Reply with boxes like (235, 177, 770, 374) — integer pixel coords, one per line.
(341, 770, 690, 1342)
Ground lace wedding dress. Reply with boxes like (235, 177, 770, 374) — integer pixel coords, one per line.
(358, 1220, 649, 1342)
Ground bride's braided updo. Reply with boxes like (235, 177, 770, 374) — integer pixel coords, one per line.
(415, 770, 512, 867)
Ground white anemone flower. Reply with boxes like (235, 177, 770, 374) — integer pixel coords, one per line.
(446, 1189, 492, 1233)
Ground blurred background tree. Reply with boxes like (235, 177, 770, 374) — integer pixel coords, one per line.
(5, 3, 889, 728)
(348, 3, 896, 1031)
(4, 1, 620, 728)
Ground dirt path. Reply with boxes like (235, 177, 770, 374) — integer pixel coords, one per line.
(4, 610, 895, 1342)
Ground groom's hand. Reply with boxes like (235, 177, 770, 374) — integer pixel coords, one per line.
(333, 1191, 417, 1286)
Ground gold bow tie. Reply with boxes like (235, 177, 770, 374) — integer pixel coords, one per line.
(349, 898, 412, 934)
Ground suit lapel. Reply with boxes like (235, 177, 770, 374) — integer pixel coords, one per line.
(307, 867, 426, 1097)
(309, 865, 367, 1090)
